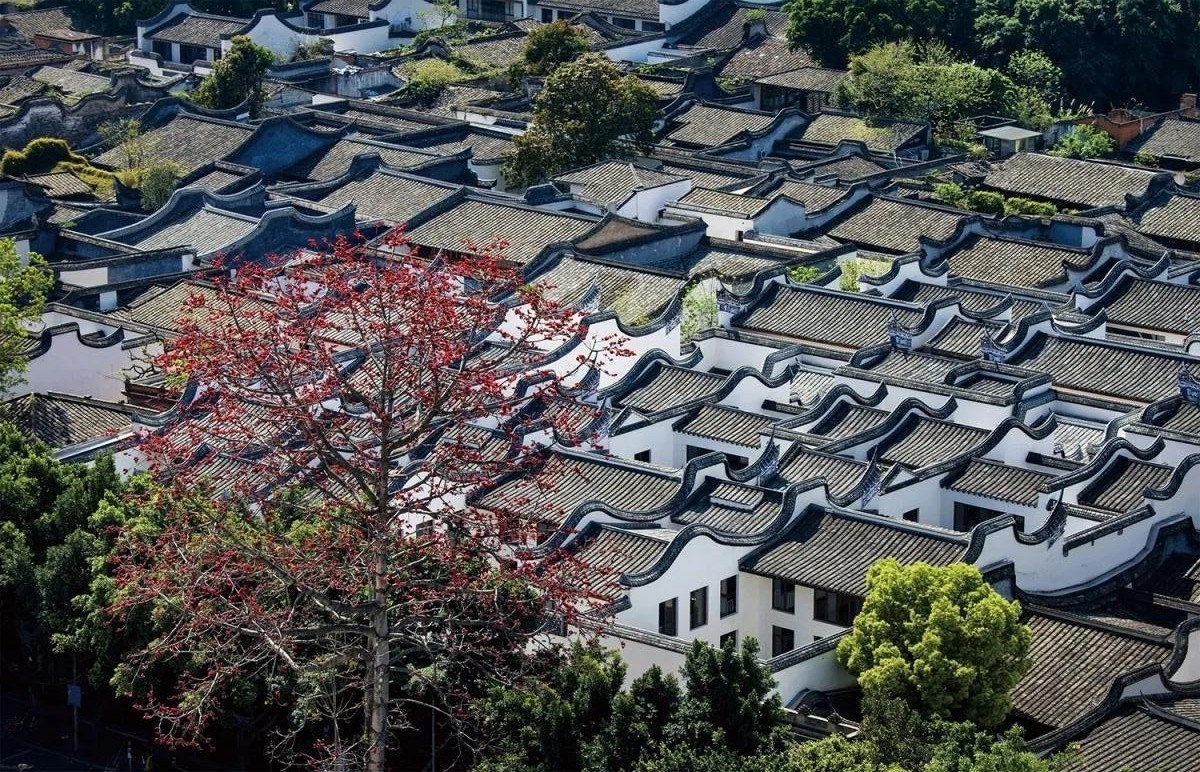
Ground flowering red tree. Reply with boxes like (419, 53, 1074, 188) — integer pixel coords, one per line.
(106, 233, 628, 770)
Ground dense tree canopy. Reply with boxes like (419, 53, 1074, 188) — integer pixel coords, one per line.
(786, 0, 1200, 108)
(503, 54, 658, 188)
(0, 239, 53, 394)
(837, 560, 1033, 729)
(191, 35, 275, 118)
(518, 20, 588, 77)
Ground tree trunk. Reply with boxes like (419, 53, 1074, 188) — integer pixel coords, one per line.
(365, 555, 390, 772)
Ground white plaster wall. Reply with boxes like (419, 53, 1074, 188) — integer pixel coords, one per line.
(13, 334, 143, 402)
(663, 205, 753, 240)
(616, 179, 693, 223)
(601, 37, 670, 64)
(658, 0, 708, 26)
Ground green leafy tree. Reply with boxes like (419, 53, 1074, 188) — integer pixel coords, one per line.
(1006, 50, 1063, 105)
(784, 0, 979, 66)
(503, 54, 658, 188)
(0, 138, 86, 176)
(1048, 124, 1116, 159)
(669, 638, 787, 756)
(138, 161, 183, 212)
(836, 560, 1032, 729)
(837, 42, 1019, 131)
(0, 240, 53, 395)
(191, 35, 275, 118)
(519, 20, 588, 77)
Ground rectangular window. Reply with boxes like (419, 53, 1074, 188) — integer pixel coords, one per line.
(540, 7, 553, 21)
(611, 15, 635, 28)
(719, 630, 737, 649)
(642, 20, 665, 32)
(686, 444, 710, 462)
(903, 508, 919, 522)
(813, 588, 863, 627)
(658, 598, 677, 636)
(689, 586, 708, 629)
(771, 625, 795, 657)
(307, 11, 324, 27)
(772, 578, 795, 613)
(634, 449, 651, 463)
(719, 575, 737, 617)
(953, 502, 1005, 532)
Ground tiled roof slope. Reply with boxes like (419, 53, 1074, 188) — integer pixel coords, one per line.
(877, 416, 990, 469)
(289, 139, 441, 181)
(1125, 192, 1200, 248)
(945, 458, 1052, 507)
(671, 3, 789, 48)
(1097, 277, 1200, 335)
(776, 447, 866, 497)
(1126, 116, 1200, 163)
(797, 112, 925, 154)
(743, 510, 963, 596)
(404, 199, 595, 264)
(0, 392, 134, 448)
(147, 12, 248, 49)
(1065, 703, 1200, 772)
(1077, 456, 1174, 514)
(716, 37, 816, 82)
(571, 527, 670, 600)
(661, 103, 776, 147)
(1, 7, 74, 37)
(740, 286, 923, 349)
(555, 161, 687, 206)
(618, 365, 726, 415)
(944, 236, 1092, 288)
(1011, 610, 1168, 729)
(677, 404, 774, 447)
(92, 115, 254, 175)
(310, 171, 457, 224)
(981, 153, 1161, 209)
(826, 197, 966, 253)
(123, 207, 258, 253)
(1013, 335, 1188, 404)
(530, 256, 682, 326)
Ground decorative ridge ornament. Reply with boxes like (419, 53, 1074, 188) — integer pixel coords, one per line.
(1179, 362, 1200, 405)
(980, 331, 1005, 363)
(887, 310, 912, 352)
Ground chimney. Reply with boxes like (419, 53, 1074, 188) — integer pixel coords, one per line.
(1181, 93, 1197, 117)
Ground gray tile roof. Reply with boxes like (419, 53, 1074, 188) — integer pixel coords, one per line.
(124, 206, 258, 254)
(776, 446, 865, 497)
(1098, 277, 1200, 335)
(570, 526, 671, 600)
(743, 510, 964, 596)
(923, 317, 996, 358)
(1066, 703, 1200, 772)
(407, 131, 514, 164)
(1053, 416, 1105, 462)
(791, 368, 833, 405)
(92, 114, 254, 175)
(795, 153, 886, 180)
(656, 160, 757, 190)
(451, 33, 528, 70)
(307, 0, 372, 17)
(619, 365, 726, 415)
(0, 392, 134, 448)
(1013, 335, 1188, 404)
(337, 107, 440, 133)
(740, 286, 924, 349)
(826, 197, 966, 254)
(661, 103, 776, 148)
(671, 3, 789, 48)
(24, 171, 93, 198)
(768, 179, 848, 212)
(981, 153, 1161, 209)
(539, 0, 660, 20)
(674, 187, 770, 216)
(755, 66, 847, 93)
(530, 255, 682, 326)
(0, 74, 45, 105)
(945, 458, 1052, 506)
(1077, 456, 1174, 514)
(944, 236, 1092, 289)
(1155, 400, 1200, 437)
(809, 402, 891, 440)
(0, 48, 70, 69)
(1011, 610, 1168, 729)
(289, 138, 441, 181)
(891, 281, 1044, 322)
(147, 11, 248, 49)
(1132, 553, 1200, 604)
(798, 112, 926, 154)
(675, 484, 781, 534)
(31, 65, 109, 96)
(1, 7, 74, 38)
(1126, 117, 1200, 163)
(677, 404, 774, 447)
(1126, 193, 1200, 248)
(716, 37, 817, 82)
(877, 416, 990, 469)
(480, 453, 680, 522)
(555, 161, 688, 206)
(404, 198, 595, 264)
(309, 169, 457, 224)
(185, 167, 248, 193)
